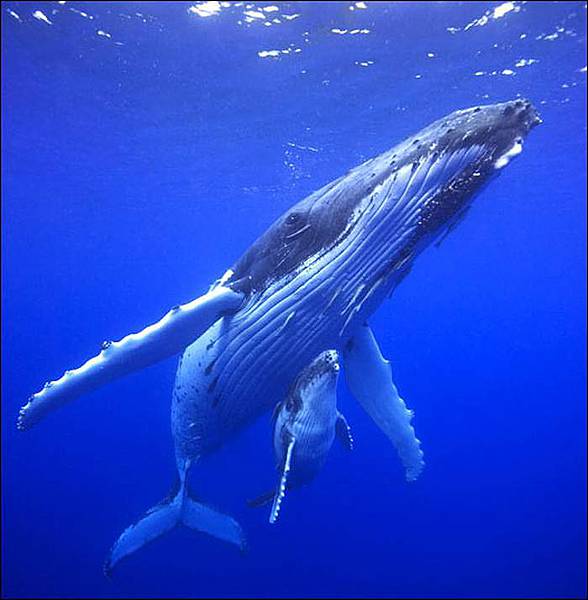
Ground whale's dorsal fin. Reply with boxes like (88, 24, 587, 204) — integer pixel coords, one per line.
(335, 412, 354, 451)
(269, 436, 295, 524)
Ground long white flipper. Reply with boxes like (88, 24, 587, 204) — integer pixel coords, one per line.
(269, 438, 295, 524)
(18, 285, 244, 430)
(343, 323, 424, 481)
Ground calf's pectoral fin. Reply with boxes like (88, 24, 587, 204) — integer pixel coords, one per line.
(269, 437, 295, 525)
(335, 412, 354, 451)
(18, 284, 245, 431)
(342, 323, 424, 481)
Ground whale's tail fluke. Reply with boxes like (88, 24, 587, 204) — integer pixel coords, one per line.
(104, 475, 246, 577)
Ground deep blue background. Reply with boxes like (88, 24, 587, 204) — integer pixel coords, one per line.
(2, 2, 586, 598)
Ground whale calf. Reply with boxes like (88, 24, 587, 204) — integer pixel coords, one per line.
(17, 99, 540, 571)
(249, 350, 353, 524)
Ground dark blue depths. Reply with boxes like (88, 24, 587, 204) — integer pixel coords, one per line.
(2, 1, 586, 598)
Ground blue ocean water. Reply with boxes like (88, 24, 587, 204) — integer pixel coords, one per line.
(2, 1, 586, 598)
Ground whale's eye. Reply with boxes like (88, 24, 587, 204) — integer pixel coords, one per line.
(286, 212, 300, 225)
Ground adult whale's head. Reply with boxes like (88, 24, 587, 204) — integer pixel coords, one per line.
(227, 99, 540, 295)
(390, 98, 542, 253)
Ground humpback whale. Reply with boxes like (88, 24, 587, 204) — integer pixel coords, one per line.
(249, 350, 353, 524)
(17, 99, 540, 572)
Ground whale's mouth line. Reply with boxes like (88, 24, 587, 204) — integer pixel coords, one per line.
(494, 137, 524, 170)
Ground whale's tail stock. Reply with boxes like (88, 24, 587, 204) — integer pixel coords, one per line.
(104, 466, 246, 577)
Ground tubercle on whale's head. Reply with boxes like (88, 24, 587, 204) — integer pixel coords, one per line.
(404, 99, 541, 178)
(444, 98, 541, 169)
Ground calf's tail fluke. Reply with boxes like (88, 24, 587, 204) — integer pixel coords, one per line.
(17, 285, 244, 430)
(104, 477, 246, 577)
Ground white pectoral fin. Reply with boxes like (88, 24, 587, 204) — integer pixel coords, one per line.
(336, 412, 354, 451)
(342, 323, 424, 481)
(269, 438, 295, 524)
(18, 285, 244, 430)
